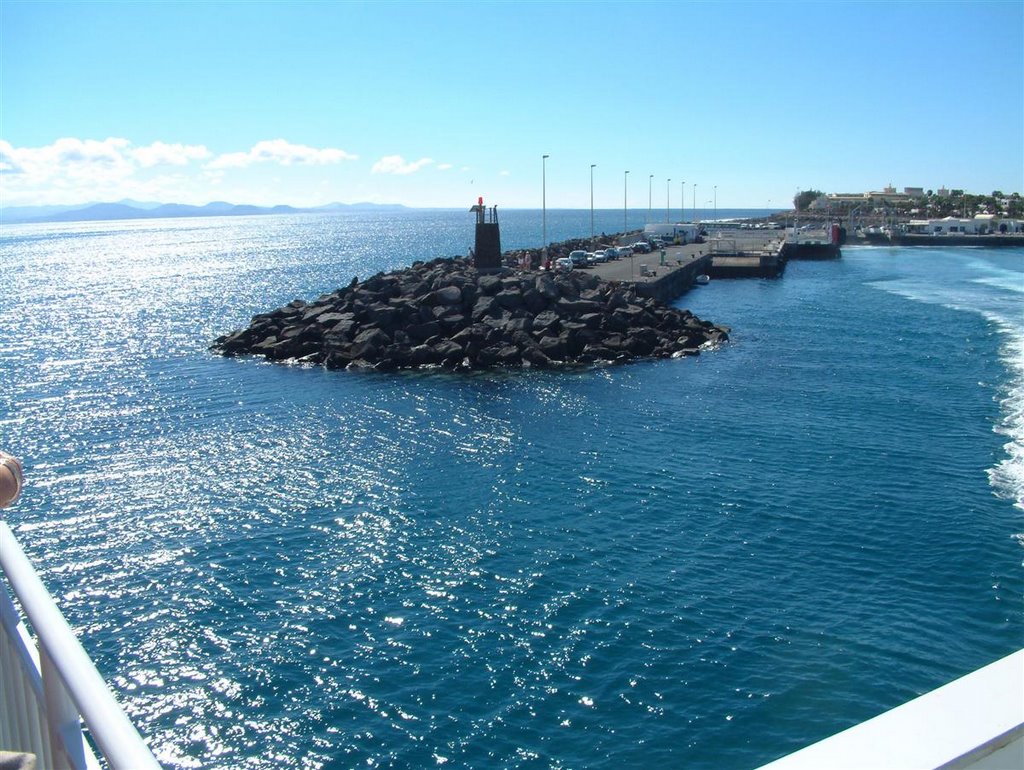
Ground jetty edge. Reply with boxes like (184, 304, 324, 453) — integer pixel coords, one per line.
(210, 256, 728, 372)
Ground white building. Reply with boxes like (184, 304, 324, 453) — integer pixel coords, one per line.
(642, 223, 701, 243)
(903, 215, 1023, 234)
(812, 186, 929, 210)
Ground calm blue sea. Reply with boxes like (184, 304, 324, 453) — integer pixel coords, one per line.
(1, 210, 1021, 769)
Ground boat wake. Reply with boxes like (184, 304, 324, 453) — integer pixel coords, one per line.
(867, 253, 1024, 516)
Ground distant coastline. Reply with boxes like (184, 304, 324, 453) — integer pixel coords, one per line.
(1, 200, 410, 224)
(5, 200, 788, 227)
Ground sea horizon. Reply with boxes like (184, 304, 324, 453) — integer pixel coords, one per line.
(1, 201, 783, 227)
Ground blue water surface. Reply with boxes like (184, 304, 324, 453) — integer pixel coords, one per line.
(1, 212, 1021, 769)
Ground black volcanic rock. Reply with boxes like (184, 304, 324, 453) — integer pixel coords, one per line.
(211, 257, 728, 372)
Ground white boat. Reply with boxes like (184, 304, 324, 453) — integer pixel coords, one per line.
(695, 274, 710, 285)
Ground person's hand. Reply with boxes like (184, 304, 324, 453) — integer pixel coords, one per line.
(0, 451, 24, 508)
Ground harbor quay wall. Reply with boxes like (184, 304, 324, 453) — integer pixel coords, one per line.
(706, 255, 785, 279)
(703, 230, 787, 279)
(634, 253, 713, 302)
(890, 232, 1024, 247)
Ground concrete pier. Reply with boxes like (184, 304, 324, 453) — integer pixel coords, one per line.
(704, 231, 787, 278)
(589, 244, 712, 303)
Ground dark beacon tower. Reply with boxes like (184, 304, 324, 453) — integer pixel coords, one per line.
(470, 197, 502, 273)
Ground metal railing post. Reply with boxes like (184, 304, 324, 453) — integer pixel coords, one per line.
(0, 522, 161, 769)
(41, 643, 90, 768)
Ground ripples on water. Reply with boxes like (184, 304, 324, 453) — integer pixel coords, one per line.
(1, 215, 1021, 769)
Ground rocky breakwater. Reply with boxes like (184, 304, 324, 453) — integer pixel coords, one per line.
(211, 257, 728, 371)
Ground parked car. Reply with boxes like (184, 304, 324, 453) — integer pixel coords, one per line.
(618, 246, 634, 258)
(592, 250, 607, 262)
(631, 241, 651, 253)
(568, 250, 590, 268)
(555, 257, 573, 272)
(604, 247, 621, 260)
(589, 251, 606, 263)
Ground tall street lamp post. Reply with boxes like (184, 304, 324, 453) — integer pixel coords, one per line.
(714, 185, 718, 224)
(590, 164, 596, 240)
(648, 174, 653, 223)
(542, 155, 549, 259)
(693, 183, 697, 223)
(624, 170, 629, 234)
(681, 180, 685, 222)
(666, 178, 671, 222)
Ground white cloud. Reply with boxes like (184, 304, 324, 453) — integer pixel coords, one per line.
(1, 137, 134, 182)
(0, 137, 211, 189)
(132, 141, 211, 168)
(207, 139, 357, 170)
(1, 139, 142, 206)
(437, 163, 453, 171)
(0, 136, 361, 206)
(371, 155, 434, 175)
(0, 140, 20, 174)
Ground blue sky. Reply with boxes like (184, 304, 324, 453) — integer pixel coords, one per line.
(2, 0, 1021, 209)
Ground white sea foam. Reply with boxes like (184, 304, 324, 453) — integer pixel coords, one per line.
(974, 274, 1024, 295)
(868, 255, 1024, 513)
(975, 295, 1024, 513)
(985, 319, 1024, 513)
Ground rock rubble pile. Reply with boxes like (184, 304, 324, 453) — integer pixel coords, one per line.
(211, 257, 728, 371)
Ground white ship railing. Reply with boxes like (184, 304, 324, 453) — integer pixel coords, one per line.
(0, 520, 161, 769)
(758, 648, 1024, 769)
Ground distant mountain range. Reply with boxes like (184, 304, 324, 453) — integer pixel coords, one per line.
(1, 199, 409, 224)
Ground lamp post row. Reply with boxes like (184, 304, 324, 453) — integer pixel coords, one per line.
(542, 155, 713, 242)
